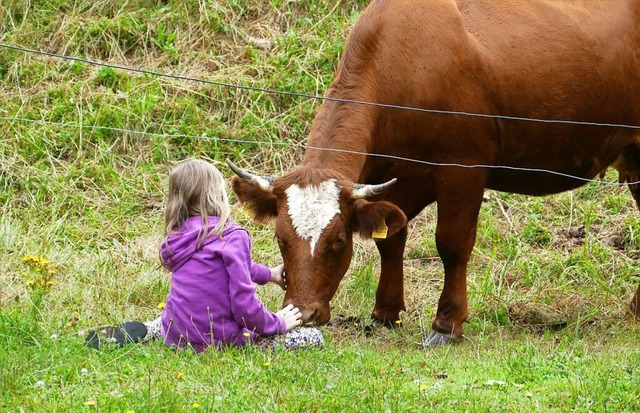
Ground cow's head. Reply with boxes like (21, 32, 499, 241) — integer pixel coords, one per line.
(227, 159, 407, 325)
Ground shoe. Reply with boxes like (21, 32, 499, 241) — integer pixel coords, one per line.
(85, 321, 148, 350)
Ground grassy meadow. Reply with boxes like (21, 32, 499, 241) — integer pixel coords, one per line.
(1, 0, 639, 411)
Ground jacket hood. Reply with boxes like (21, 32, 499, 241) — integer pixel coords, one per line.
(161, 216, 241, 271)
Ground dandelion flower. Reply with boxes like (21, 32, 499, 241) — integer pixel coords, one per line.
(263, 362, 271, 367)
(85, 400, 96, 406)
(395, 319, 402, 325)
(157, 302, 166, 309)
(176, 371, 185, 379)
(243, 332, 250, 338)
(192, 402, 201, 409)
(419, 383, 428, 391)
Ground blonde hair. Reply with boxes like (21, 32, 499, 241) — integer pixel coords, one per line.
(164, 159, 231, 248)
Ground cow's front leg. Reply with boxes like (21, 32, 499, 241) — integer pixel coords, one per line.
(371, 225, 408, 324)
(426, 180, 484, 346)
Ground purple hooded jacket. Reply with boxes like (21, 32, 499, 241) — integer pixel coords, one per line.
(160, 216, 286, 352)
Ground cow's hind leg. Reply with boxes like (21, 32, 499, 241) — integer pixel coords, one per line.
(613, 141, 640, 319)
(426, 174, 485, 346)
(371, 225, 408, 325)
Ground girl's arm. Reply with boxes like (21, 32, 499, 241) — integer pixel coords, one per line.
(249, 262, 271, 285)
(222, 230, 287, 335)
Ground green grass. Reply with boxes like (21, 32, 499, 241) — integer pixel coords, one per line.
(1, 0, 640, 411)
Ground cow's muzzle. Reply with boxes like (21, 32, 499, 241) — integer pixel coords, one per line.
(284, 300, 331, 325)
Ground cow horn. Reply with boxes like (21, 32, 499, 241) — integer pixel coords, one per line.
(351, 178, 397, 199)
(226, 159, 275, 191)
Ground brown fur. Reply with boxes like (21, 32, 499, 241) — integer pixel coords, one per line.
(231, 0, 640, 332)
(230, 178, 277, 223)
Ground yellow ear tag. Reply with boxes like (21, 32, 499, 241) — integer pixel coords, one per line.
(372, 221, 388, 239)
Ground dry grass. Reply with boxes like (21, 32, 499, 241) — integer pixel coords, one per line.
(2, 0, 638, 338)
(1, 1, 639, 411)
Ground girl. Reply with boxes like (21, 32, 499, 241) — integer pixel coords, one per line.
(87, 159, 323, 352)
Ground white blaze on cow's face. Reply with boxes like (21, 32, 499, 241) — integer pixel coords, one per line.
(285, 179, 341, 255)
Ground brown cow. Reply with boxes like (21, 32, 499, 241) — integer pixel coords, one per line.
(228, 0, 640, 346)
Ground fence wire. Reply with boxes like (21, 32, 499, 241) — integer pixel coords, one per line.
(1, 43, 639, 186)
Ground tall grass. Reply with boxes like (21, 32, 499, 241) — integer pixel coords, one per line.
(1, 0, 639, 411)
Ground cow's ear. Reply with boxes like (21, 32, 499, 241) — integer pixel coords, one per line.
(230, 176, 277, 223)
(352, 200, 407, 239)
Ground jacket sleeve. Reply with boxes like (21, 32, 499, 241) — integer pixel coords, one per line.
(250, 262, 271, 285)
(222, 230, 287, 336)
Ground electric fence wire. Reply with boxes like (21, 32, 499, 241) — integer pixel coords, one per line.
(1, 43, 639, 186)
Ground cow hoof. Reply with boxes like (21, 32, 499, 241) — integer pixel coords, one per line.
(422, 330, 460, 347)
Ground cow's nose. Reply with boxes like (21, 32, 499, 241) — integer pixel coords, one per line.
(301, 308, 317, 324)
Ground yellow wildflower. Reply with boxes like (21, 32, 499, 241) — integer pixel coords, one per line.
(192, 402, 201, 409)
(84, 400, 96, 406)
(176, 371, 185, 379)
(263, 362, 271, 367)
(395, 319, 402, 325)
(243, 332, 250, 338)
(157, 302, 166, 309)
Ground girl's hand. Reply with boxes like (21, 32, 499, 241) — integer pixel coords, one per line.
(275, 304, 302, 331)
(269, 264, 286, 290)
